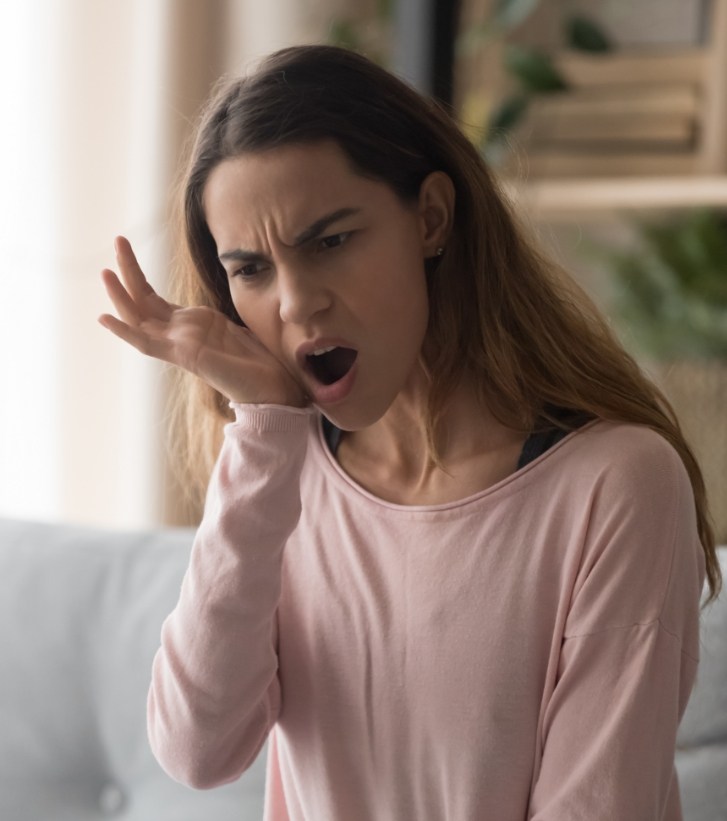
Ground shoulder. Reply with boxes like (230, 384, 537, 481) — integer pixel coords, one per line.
(553, 420, 695, 548)
(563, 418, 681, 466)
(553, 420, 690, 503)
(554, 421, 702, 635)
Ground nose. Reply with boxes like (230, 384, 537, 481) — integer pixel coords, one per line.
(277, 263, 331, 325)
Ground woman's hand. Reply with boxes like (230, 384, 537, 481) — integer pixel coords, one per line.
(98, 236, 307, 407)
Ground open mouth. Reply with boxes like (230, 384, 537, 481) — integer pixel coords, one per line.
(305, 346, 358, 386)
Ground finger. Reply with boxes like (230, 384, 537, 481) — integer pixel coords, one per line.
(114, 236, 178, 320)
(100, 268, 144, 325)
(114, 236, 156, 302)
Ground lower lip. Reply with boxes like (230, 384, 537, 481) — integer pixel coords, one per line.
(307, 359, 358, 406)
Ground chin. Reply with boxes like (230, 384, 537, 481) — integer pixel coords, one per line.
(315, 397, 392, 433)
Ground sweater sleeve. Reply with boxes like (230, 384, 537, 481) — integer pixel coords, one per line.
(147, 403, 314, 789)
(528, 430, 706, 820)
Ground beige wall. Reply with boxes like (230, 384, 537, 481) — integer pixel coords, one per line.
(49, 0, 352, 528)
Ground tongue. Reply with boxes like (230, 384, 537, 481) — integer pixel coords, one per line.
(311, 347, 357, 385)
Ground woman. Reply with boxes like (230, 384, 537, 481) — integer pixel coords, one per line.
(99, 45, 720, 820)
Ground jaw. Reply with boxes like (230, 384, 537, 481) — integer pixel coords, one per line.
(318, 357, 430, 434)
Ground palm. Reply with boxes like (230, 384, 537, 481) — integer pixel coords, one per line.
(99, 237, 306, 406)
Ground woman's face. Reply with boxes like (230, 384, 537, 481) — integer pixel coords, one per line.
(202, 140, 450, 430)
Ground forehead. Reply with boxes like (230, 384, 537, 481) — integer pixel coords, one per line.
(203, 141, 379, 222)
(201, 140, 414, 254)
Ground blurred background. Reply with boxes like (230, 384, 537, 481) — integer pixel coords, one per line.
(2, 4, 726, 819)
(1, 0, 725, 538)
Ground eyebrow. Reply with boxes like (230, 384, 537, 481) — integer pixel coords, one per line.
(218, 206, 362, 265)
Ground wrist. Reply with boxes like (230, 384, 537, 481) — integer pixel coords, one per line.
(228, 402, 315, 429)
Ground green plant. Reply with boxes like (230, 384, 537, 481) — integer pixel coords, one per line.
(602, 210, 727, 360)
(459, 1, 612, 163)
(327, 0, 611, 165)
(327, 0, 393, 67)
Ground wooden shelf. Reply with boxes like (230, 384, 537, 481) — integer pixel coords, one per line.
(457, 0, 727, 223)
(504, 175, 727, 221)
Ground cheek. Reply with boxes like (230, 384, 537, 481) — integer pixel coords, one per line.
(362, 268, 429, 364)
(381, 257, 429, 328)
(229, 294, 248, 328)
(231, 291, 278, 347)
(228, 288, 249, 327)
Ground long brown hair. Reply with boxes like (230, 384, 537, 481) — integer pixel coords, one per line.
(169, 44, 721, 605)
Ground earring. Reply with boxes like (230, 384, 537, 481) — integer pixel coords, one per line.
(435, 247, 444, 256)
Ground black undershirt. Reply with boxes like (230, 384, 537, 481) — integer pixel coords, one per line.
(322, 407, 592, 469)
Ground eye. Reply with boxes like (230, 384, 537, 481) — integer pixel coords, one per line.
(231, 261, 268, 280)
(317, 232, 351, 251)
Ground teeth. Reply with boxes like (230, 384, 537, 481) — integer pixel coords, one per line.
(309, 346, 336, 356)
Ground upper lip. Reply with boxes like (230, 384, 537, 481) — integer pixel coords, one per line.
(295, 337, 358, 369)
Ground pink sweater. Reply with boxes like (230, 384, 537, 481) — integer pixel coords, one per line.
(148, 404, 706, 820)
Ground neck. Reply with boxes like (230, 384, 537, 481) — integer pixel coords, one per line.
(336, 367, 528, 505)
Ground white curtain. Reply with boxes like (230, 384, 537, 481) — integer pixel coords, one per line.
(0, 0, 350, 529)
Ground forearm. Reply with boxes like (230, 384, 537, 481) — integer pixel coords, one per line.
(147, 404, 313, 788)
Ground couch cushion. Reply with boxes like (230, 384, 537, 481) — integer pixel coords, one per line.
(1, 519, 723, 820)
(0, 518, 266, 821)
(677, 546, 727, 750)
(675, 744, 727, 821)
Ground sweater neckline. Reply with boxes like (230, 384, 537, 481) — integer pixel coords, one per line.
(311, 414, 600, 514)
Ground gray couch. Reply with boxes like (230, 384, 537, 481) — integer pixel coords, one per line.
(0, 519, 266, 821)
(0, 518, 725, 821)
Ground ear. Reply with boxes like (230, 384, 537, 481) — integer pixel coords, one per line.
(417, 171, 455, 257)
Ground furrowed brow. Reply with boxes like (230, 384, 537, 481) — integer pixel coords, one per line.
(291, 207, 361, 246)
(217, 207, 361, 264)
(218, 248, 266, 265)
